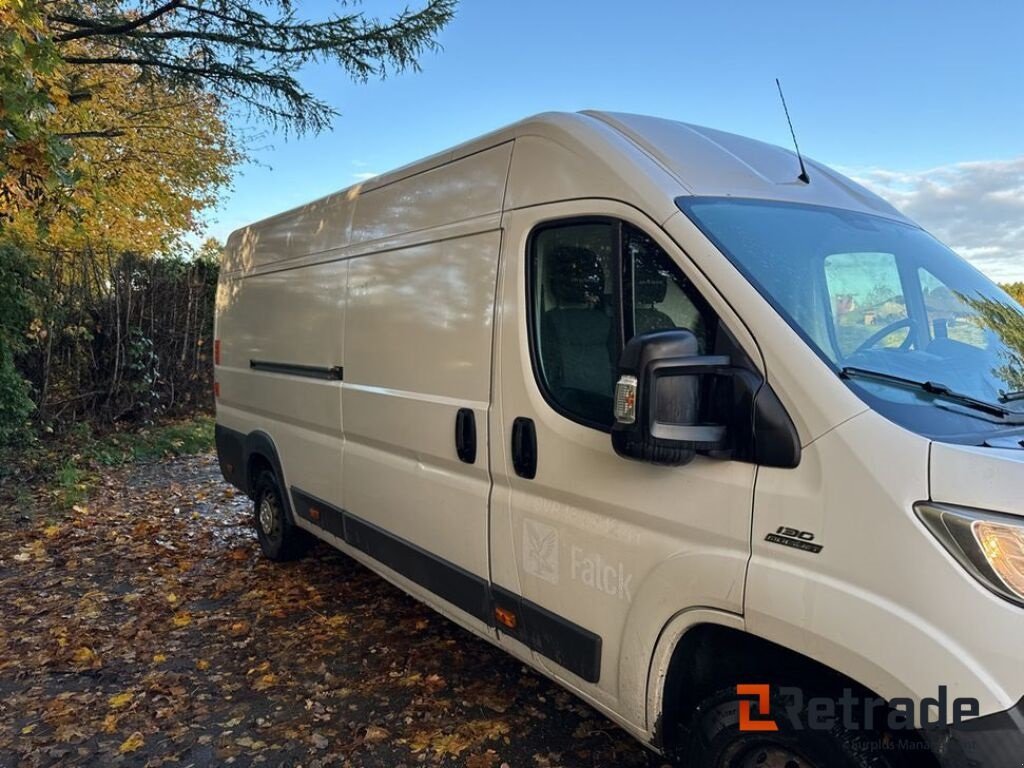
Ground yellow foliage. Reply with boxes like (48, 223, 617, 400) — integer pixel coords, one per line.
(8, 38, 238, 254)
(108, 692, 133, 709)
(118, 731, 144, 754)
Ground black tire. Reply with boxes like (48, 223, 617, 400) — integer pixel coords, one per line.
(683, 687, 903, 768)
(252, 469, 311, 561)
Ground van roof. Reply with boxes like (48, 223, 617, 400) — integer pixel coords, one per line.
(227, 110, 907, 253)
(581, 111, 905, 221)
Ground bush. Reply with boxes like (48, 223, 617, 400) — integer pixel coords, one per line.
(30, 248, 218, 429)
(0, 241, 219, 448)
(0, 242, 37, 442)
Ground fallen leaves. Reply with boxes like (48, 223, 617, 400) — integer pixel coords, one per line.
(118, 731, 144, 754)
(72, 646, 101, 668)
(0, 453, 660, 768)
(107, 692, 134, 709)
(252, 673, 277, 691)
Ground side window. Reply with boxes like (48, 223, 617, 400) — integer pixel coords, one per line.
(532, 222, 617, 427)
(824, 252, 908, 356)
(624, 224, 712, 349)
(530, 219, 716, 429)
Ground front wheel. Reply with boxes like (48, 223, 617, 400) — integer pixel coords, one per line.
(252, 469, 312, 561)
(683, 688, 903, 768)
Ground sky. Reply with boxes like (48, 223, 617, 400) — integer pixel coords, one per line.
(203, 0, 1024, 282)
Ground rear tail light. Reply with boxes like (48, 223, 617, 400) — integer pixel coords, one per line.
(214, 339, 221, 366)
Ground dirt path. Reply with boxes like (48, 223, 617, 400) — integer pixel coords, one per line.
(0, 453, 666, 768)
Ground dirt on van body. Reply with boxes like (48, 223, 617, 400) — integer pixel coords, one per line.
(0, 453, 667, 768)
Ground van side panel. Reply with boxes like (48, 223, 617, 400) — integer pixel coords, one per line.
(341, 229, 500, 582)
(349, 143, 511, 247)
(214, 258, 347, 506)
(337, 143, 513, 617)
(222, 193, 354, 275)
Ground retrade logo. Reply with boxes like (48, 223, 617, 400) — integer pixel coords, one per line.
(737, 684, 779, 732)
(736, 684, 980, 733)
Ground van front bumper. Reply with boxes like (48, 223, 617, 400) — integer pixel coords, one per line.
(925, 697, 1024, 767)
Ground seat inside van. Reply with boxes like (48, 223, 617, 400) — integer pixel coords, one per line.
(540, 244, 615, 421)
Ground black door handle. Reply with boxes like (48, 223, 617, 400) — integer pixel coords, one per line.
(455, 408, 476, 464)
(511, 417, 537, 479)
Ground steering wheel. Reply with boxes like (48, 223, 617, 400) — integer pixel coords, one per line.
(852, 318, 916, 355)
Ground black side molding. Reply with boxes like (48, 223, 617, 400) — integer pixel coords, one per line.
(250, 360, 343, 381)
(491, 585, 602, 683)
(292, 487, 492, 622)
(291, 485, 602, 683)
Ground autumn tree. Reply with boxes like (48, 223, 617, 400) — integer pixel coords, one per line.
(0, 0, 457, 441)
(1001, 282, 1024, 306)
(46, 0, 457, 132)
(3, 0, 457, 219)
(7, 47, 240, 254)
(0, 1, 74, 218)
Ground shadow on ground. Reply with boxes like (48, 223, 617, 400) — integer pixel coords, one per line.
(0, 453, 667, 768)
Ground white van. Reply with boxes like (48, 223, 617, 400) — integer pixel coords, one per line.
(214, 111, 1024, 767)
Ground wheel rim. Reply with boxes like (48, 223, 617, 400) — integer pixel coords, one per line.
(258, 495, 278, 538)
(735, 745, 815, 768)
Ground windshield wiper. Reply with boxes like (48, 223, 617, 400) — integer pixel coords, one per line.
(1000, 390, 1024, 404)
(840, 366, 1016, 419)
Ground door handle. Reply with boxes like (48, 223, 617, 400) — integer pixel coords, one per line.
(511, 417, 537, 479)
(455, 408, 476, 464)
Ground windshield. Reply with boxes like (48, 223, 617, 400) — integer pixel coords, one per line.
(679, 197, 1024, 442)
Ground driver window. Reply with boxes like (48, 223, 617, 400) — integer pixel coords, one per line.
(624, 224, 710, 347)
(530, 219, 717, 429)
(824, 252, 909, 357)
(532, 222, 617, 427)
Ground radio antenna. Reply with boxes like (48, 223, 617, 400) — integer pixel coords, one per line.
(775, 78, 810, 184)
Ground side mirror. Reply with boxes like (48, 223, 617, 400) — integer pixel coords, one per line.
(611, 329, 731, 466)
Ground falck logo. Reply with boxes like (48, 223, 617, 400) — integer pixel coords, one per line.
(523, 518, 559, 584)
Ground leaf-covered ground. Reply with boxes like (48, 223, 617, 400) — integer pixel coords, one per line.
(0, 453, 667, 767)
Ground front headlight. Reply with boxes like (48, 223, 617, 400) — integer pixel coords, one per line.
(916, 502, 1024, 607)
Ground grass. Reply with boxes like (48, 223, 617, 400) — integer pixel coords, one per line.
(87, 417, 214, 466)
(0, 415, 215, 513)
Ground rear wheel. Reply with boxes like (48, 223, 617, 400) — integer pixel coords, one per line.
(252, 469, 311, 561)
(683, 687, 902, 768)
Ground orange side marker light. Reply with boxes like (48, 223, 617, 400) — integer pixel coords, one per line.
(494, 607, 517, 629)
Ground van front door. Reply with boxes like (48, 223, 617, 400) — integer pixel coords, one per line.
(489, 201, 759, 723)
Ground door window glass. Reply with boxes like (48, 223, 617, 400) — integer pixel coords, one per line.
(625, 224, 711, 348)
(532, 222, 617, 427)
(530, 220, 716, 429)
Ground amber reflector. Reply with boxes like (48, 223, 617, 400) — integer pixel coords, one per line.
(494, 607, 517, 629)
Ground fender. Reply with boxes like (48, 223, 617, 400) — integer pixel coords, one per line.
(614, 547, 749, 730)
(644, 608, 745, 744)
(241, 429, 297, 521)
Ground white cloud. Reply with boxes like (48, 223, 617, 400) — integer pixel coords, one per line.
(849, 157, 1024, 283)
(351, 171, 379, 181)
